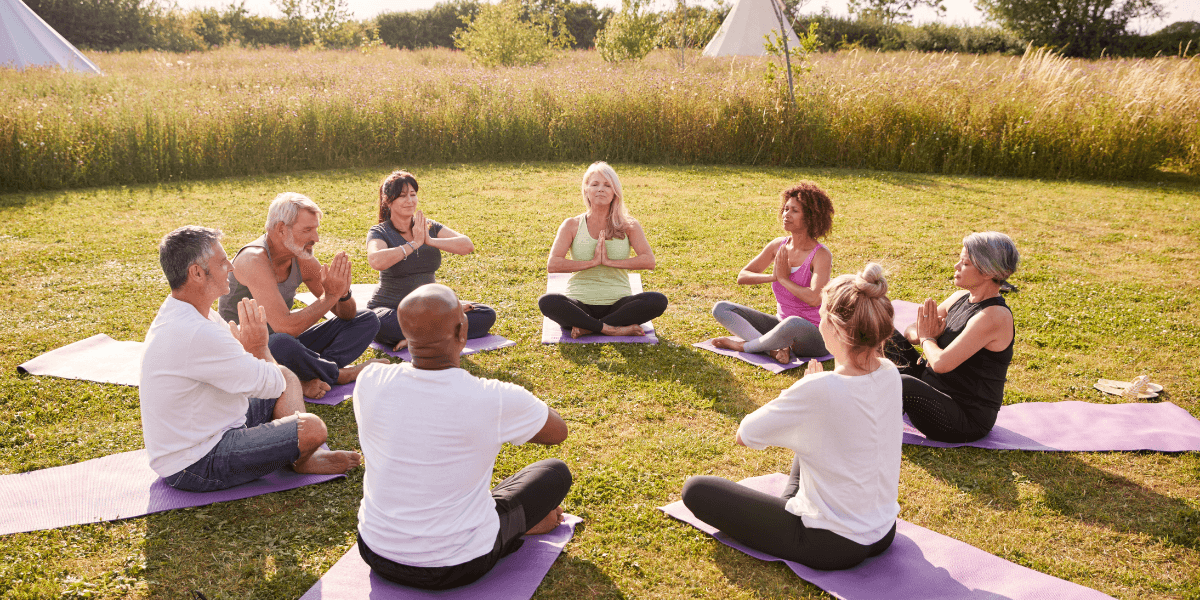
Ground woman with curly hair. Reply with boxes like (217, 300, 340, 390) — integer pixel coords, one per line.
(711, 181, 835, 364)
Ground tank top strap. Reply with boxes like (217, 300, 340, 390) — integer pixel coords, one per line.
(798, 243, 823, 271)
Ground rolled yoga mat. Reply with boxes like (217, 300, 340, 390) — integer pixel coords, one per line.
(904, 401, 1200, 452)
(540, 273, 658, 344)
(17, 334, 144, 386)
(660, 473, 1112, 600)
(298, 514, 582, 600)
(0, 449, 345, 535)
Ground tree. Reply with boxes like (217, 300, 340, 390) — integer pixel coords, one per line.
(594, 0, 659, 62)
(453, 0, 573, 67)
(848, 0, 946, 24)
(976, 0, 1164, 57)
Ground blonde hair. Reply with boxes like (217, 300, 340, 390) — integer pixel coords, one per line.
(580, 161, 632, 240)
(821, 263, 895, 371)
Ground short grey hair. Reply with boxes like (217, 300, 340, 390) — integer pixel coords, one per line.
(963, 231, 1019, 284)
(159, 226, 222, 290)
(265, 192, 323, 232)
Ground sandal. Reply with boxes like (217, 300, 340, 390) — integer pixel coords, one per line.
(1094, 376, 1161, 399)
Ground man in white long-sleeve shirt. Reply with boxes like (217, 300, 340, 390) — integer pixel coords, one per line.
(140, 225, 360, 492)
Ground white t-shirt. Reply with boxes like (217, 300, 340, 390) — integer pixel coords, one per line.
(737, 359, 902, 545)
(353, 363, 550, 568)
(140, 295, 286, 477)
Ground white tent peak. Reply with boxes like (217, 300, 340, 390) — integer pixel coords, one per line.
(0, 0, 102, 74)
(703, 0, 801, 57)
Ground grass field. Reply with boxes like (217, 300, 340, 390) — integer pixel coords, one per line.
(1, 162, 1199, 598)
(2, 47, 1198, 192)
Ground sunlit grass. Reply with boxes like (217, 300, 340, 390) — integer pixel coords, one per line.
(2, 47, 1198, 193)
(0, 163, 1198, 598)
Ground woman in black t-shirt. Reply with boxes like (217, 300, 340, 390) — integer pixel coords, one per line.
(886, 232, 1019, 443)
(365, 170, 496, 350)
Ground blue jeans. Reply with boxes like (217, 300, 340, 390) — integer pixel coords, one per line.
(372, 303, 497, 347)
(269, 309, 380, 385)
(163, 397, 300, 493)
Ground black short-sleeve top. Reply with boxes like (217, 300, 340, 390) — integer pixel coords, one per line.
(366, 219, 446, 310)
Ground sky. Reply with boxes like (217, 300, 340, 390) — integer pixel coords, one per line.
(170, 0, 1200, 35)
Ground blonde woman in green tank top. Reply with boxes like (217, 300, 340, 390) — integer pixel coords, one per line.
(537, 162, 668, 338)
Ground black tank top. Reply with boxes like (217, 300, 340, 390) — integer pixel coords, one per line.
(922, 294, 1013, 430)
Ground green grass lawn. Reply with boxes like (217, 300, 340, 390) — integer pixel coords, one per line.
(1, 162, 1198, 599)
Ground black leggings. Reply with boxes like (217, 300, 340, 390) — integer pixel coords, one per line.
(538, 292, 668, 333)
(885, 331, 991, 443)
(358, 458, 572, 590)
(681, 458, 895, 571)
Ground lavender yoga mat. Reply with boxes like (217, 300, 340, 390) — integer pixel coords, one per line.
(298, 514, 582, 600)
(540, 273, 658, 344)
(295, 283, 380, 318)
(660, 473, 1111, 600)
(692, 339, 832, 373)
(17, 334, 144, 386)
(904, 401, 1200, 452)
(0, 449, 344, 535)
(369, 334, 517, 361)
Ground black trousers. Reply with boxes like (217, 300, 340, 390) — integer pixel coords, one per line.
(884, 331, 991, 443)
(538, 292, 668, 333)
(358, 458, 573, 590)
(681, 457, 895, 571)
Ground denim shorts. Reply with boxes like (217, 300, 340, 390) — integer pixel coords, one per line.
(163, 397, 300, 493)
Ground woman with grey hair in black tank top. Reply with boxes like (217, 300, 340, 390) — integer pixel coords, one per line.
(885, 232, 1018, 443)
(365, 170, 496, 350)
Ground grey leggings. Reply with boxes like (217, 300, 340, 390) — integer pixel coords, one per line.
(712, 301, 827, 357)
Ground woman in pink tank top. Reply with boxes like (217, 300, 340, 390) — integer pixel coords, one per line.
(711, 182, 835, 364)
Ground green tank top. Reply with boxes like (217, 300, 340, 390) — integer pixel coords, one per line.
(565, 215, 633, 305)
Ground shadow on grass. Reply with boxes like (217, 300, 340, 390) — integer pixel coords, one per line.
(537, 550, 627, 599)
(905, 446, 1200, 550)
(553, 338, 760, 418)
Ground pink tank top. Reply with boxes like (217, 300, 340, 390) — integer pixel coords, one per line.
(771, 239, 823, 326)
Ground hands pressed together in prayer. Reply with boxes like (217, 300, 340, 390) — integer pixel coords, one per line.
(320, 251, 352, 303)
(230, 298, 271, 361)
(773, 242, 791, 283)
(916, 298, 945, 343)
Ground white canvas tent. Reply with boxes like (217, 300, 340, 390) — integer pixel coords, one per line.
(702, 0, 801, 57)
(0, 0, 102, 73)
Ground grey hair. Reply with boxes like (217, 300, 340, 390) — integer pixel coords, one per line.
(963, 231, 1019, 284)
(265, 192, 323, 232)
(159, 226, 222, 290)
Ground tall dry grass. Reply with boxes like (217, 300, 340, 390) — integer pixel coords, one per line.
(1, 46, 1197, 192)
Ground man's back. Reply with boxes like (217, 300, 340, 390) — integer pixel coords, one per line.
(353, 362, 549, 568)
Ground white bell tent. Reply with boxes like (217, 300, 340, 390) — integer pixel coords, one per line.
(702, 0, 802, 57)
(0, 0, 102, 73)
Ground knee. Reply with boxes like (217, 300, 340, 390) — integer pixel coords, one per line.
(712, 301, 734, 318)
(296, 413, 328, 451)
(354, 309, 381, 331)
(537, 294, 561, 313)
(269, 332, 303, 357)
(681, 475, 720, 509)
(648, 292, 669, 310)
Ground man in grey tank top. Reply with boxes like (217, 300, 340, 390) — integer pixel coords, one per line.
(217, 193, 383, 399)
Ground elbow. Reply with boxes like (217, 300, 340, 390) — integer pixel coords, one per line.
(643, 257, 656, 270)
(927, 358, 952, 374)
(461, 239, 475, 255)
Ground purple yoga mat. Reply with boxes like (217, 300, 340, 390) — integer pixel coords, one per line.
(692, 339, 833, 373)
(369, 334, 517, 361)
(904, 401, 1200, 452)
(298, 514, 582, 600)
(17, 334, 144, 386)
(540, 273, 658, 344)
(307, 381, 356, 406)
(0, 449, 344, 535)
(660, 473, 1111, 600)
(891, 299, 920, 332)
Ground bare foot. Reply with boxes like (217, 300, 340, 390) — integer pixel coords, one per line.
(769, 346, 792, 364)
(603, 324, 644, 337)
(392, 339, 408, 351)
(294, 448, 362, 475)
(337, 358, 390, 384)
(711, 336, 746, 352)
(570, 327, 594, 339)
(525, 506, 564, 535)
(302, 378, 331, 399)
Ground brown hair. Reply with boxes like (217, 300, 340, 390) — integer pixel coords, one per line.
(821, 263, 894, 371)
(378, 170, 419, 224)
(780, 181, 834, 240)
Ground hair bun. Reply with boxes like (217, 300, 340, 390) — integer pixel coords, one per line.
(854, 263, 888, 299)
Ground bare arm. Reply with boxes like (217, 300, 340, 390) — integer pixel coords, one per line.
(774, 245, 831, 306)
(600, 221, 656, 271)
(233, 249, 333, 336)
(547, 217, 599, 273)
(735, 240, 780, 285)
(303, 252, 356, 321)
(921, 303, 1012, 373)
(528, 408, 568, 445)
(423, 223, 474, 255)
